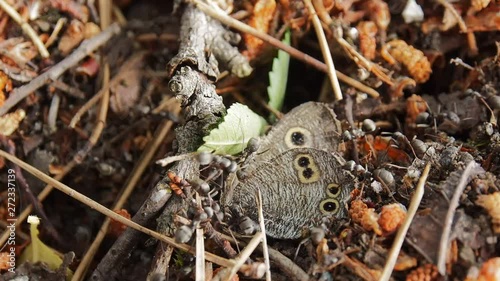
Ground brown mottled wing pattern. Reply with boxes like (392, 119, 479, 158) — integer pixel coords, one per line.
(230, 148, 351, 239)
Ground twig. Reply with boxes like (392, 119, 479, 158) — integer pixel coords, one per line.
(380, 162, 430, 281)
(213, 230, 309, 281)
(99, 0, 112, 29)
(222, 232, 264, 281)
(0, 149, 236, 268)
(51, 79, 86, 99)
(0, 22, 121, 116)
(45, 17, 67, 48)
(189, 0, 379, 98)
(73, 63, 110, 163)
(312, 0, 393, 87)
(195, 193, 206, 281)
(72, 110, 180, 280)
(257, 189, 271, 281)
(0, 0, 49, 58)
(437, 161, 480, 275)
(304, 0, 342, 101)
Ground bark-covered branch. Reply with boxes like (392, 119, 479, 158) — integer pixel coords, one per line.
(91, 3, 250, 279)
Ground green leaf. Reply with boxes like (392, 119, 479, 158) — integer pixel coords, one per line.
(198, 103, 267, 155)
(20, 216, 73, 279)
(267, 30, 291, 113)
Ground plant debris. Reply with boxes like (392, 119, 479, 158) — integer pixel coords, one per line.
(0, 0, 499, 280)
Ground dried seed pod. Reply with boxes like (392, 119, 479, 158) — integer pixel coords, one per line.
(175, 225, 194, 243)
(357, 21, 378, 60)
(219, 157, 233, 170)
(476, 192, 500, 233)
(415, 112, 431, 125)
(378, 203, 406, 235)
(486, 95, 500, 109)
(382, 40, 432, 83)
(406, 264, 439, 281)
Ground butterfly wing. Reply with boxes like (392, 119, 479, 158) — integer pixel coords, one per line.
(229, 148, 351, 239)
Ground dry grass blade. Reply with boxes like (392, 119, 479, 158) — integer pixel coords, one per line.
(380, 162, 431, 281)
(257, 188, 271, 281)
(196, 193, 206, 281)
(222, 232, 264, 281)
(0, 149, 235, 268)
(0, 160, 77, 246)
(437, 161, 482, 275)
(304, 0, 343, 101)
(0, 0, 49, 58)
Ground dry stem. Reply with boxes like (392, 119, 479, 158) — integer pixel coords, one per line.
(304, 0, 343, 100)
(380, 163, 431, 281)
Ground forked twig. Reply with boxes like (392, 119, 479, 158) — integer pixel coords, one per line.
(304, 0, 343, 101)
(0, 0, 49, 58)
(380, 163, 431, 281)
(0, 149, 235, 268)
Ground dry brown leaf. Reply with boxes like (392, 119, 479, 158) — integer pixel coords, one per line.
(0, 109, 25, 136)
(465, 5, 500, 32)
(109, 68, 142, 115)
